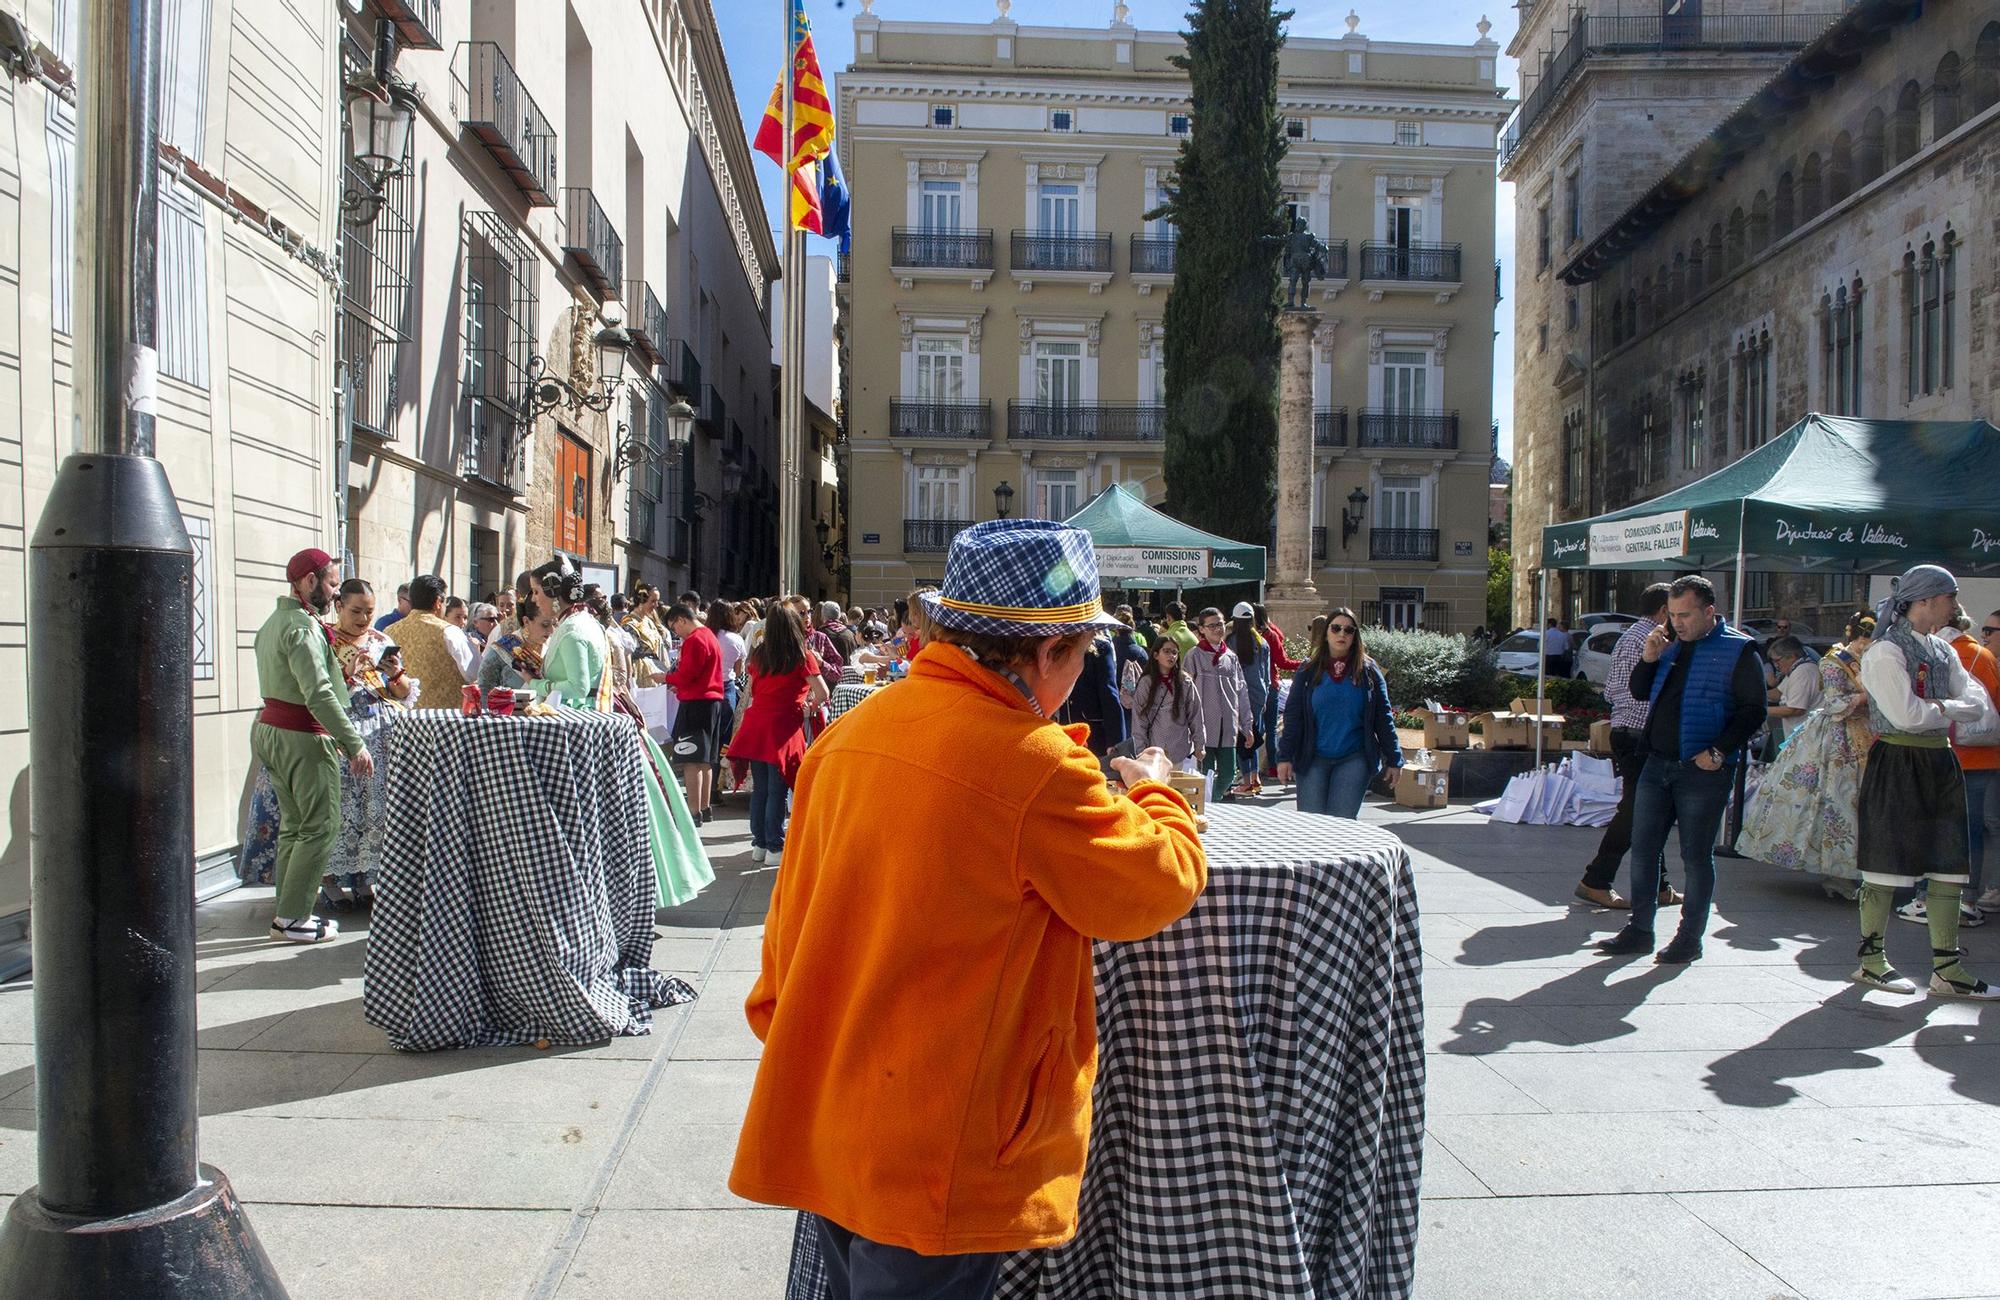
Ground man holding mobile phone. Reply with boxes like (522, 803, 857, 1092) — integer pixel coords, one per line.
(1596, 575, 1765, 965)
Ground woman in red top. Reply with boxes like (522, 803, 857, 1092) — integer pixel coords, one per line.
(730, 606, 829, 865)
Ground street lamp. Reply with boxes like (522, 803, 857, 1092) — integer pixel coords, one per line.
(572, 303, 634, 412)
(994, 480, 1015, 519)
(340, 20, 415, 227)
(1341, 485, 1370, 548)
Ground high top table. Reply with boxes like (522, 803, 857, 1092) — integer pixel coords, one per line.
(783, 802, 1425, 1299)
(363, 706, 696, 1052)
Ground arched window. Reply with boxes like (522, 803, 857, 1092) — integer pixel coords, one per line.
(1726, 207, 1746, 271)
(1800, 153, 1823, 219)
(1687, 237, 1705, 297)
(1828, 131, 1853, 203)
(1670, 252, 1686, 308)
(1638, 275, 1654, 333)
(1972, 24, 2000, 116)
(1858, 108, 1885, 183)
(1822, 282, 1863, 415)
(1658, 261, 1674, 313)
(1749, 191, 1770, 255)
(1893, 81, 1921, 162)
(1625, 288, 1638, 339)
(1774, 172, 1795, 235)
(1935, 52, 1963, 137)
(1707, 222, 1724, 274)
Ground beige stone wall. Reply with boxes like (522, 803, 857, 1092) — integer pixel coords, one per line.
(841, 12, 1508, 629)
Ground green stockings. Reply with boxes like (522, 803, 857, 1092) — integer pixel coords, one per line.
(1859, 879, 1977, 986)
(1857, 883, 1895, 977)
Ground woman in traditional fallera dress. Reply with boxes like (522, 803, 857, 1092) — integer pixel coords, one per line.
(325, 578, 417, 907)
(1738, 612, 1877, 897)
(531, 557, 712, 908)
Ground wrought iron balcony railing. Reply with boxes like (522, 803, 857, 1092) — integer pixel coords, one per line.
(1313, 525, 1328, 561)
(1370, 528, 1441, 562)
(1011, 231, 1113, 274)
(667, 339, 702, 399)
(890, 400, 991, 439)
(462, 393, 525, 493)
(1130, 235, 1177, 275)
(454, 42, 558, 207)
(1314, 407, 1348, 447)
(626, 281, 670, 367)
(1358, 408, 1460, 450)
(1007, 403, 1165, 442)
(699, 384, 726, 432)
(891, 227, 994, 270)
(1361, 242, 1463, 282)
(905, 518, 974, 554)
(561, 188, 623, 298)
(375, 0, 442, 49)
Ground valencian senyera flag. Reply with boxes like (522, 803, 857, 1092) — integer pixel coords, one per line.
(753, 0, 848, 240)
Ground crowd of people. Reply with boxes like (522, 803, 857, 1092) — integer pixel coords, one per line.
(1575, 565, 2000, 997)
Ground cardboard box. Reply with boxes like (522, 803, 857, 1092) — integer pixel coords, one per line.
(1476, 699, 1567, 751)
(1589, 719, 1615, 756)
(1394, 766, 1451, 809)
(1401, 748, 1457, 772)
(1416, 707, 1471, 750)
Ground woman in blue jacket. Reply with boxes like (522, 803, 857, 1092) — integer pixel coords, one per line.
(1275, 608, 1402, 817)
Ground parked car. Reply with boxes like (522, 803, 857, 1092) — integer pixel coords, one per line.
(1573, 624, 1629, 685)
(1577, 612, 1640, 632)
(1493, 629, 1545, 675)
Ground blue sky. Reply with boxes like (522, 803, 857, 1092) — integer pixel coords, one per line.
(714, 0, 1520, 458)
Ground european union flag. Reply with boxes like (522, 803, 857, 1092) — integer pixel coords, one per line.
(817, 148, 851, 248)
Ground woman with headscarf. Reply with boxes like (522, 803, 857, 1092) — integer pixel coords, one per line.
(1850, 564, 1998, 998)
(531, 556, 712, 908)
(1738, 611, 1879, 899)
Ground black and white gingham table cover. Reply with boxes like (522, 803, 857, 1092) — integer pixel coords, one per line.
(363, 706, 697, 1052)
(784, 803, 1423, 1299)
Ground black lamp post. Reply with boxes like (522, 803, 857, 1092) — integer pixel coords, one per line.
(994, 480, 1015, 519)
(340, 20, 414, 227)
(1341, 486, 1370, 548)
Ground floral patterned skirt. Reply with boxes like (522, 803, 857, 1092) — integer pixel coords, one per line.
(1738, 706, 1868, 881)
(235, 707, 390, 890)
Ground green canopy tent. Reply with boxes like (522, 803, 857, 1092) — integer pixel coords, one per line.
(1523, 414, 2000, 768)
(1064, 483, 1267, 590)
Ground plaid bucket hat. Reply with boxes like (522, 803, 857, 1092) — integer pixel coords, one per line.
(918, 519, 1126, 638)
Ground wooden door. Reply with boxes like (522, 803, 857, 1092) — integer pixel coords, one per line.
(556, 434, 592, 555)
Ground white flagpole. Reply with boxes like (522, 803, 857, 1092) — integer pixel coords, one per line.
(778, 0, 799, 598)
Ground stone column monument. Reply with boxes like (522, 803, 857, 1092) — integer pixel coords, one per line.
(1267, 308, 1323, 641)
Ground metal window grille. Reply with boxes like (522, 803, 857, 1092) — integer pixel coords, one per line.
(461, 212, 538, 490)
(343, 122, 415, 438)
(187, 513, 214, 680)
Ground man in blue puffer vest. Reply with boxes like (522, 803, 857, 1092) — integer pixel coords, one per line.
(1597, 575, 1767, 964)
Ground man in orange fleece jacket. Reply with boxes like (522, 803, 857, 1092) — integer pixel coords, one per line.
(730, 519, 1207, 1300)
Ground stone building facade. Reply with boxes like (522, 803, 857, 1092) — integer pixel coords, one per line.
(1501, 0, 1847, 625)
(836, 6, 1509, 629)
(1558, 0, 1998, 628)
(341, 0, 779, 607)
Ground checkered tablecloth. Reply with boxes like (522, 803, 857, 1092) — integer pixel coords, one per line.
(363, 706, 697, 1052)
(783, 803, 1424, 1299)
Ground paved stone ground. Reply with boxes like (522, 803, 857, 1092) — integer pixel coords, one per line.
(2, 795, 1997, 1299)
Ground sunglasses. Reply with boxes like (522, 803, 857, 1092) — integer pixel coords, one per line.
(1985, 626, 2000, 637)
(1328, 624, 1358, 635)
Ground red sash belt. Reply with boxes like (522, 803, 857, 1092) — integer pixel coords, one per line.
(258, 699, 328, 735)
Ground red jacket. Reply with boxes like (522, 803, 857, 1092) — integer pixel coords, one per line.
(1268, 623, 1301, 680)
(665, 625, 725, 701)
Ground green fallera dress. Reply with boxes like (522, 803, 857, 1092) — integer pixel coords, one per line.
(535, 610, 713, 908)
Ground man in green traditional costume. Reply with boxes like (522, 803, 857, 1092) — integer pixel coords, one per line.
(254, 548, 374, 943)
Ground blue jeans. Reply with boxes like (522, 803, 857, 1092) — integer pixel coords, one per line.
(1967, 768, 1997, 892)
(1297, 751, 1372, 818)
(1626, 754, 1733, 940)
(749, 760, 788, 852)
(1261, 689, 1281, 775)
(816, 1216, 1002, 1300)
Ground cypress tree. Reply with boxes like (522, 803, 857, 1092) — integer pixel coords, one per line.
(1153, 0, 1288, 544)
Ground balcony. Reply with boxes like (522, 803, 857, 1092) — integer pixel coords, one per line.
(1323, 238, 1350, 281)
(462, 395, 524, 494)
(1131, 235, 1177, 277)
(905, 518, 974, 554)
(1007, 403, 1164, 442)
(667, 339, 702, 399)
(1010, 230, 1114, 289)
(1362, 599, 1453, 631)
(1314, 407, 1348, 447)
(454, 43, 558, 207)
(562, 188, 624, 299)
(1312, 526, 1328, 562)
(1359, 409, 1460, 450)
(891, 227, 994, 272)
(699, 384, 726, 432)
(1370, 528, 1441, 563)
(626, 281, 669, 367)
(1360, 242, 1463, 285)
(890, 400, 991, 439)
(374, 0, 442, 49)
(1500, 10, 1842, 168)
